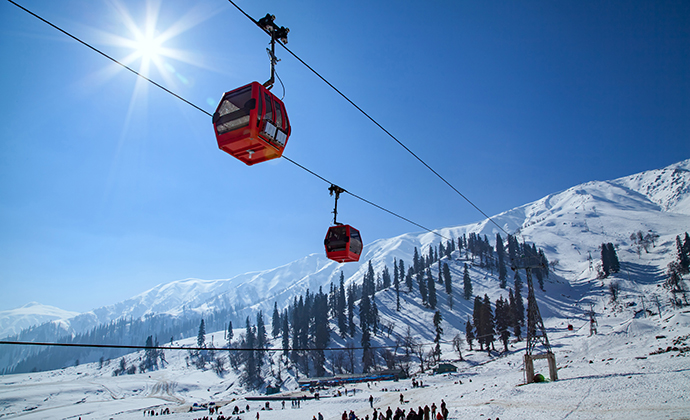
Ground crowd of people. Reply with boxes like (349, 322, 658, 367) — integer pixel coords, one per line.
(147, 379, 469, 420)
(144, 408, 171, 416)
(342, 398, 449, 420)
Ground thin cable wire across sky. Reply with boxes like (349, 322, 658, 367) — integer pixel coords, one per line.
(0, 338, 459, 352)
(224, 0, 511, 238)
(4, 0, 448, 241)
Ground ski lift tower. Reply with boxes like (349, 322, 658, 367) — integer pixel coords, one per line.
(512, 250, 558, 384)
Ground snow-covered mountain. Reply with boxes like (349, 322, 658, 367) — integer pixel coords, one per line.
(3, 159, 690, 347)
(616, 158, 690, 214)
(0, 302, 78, 339)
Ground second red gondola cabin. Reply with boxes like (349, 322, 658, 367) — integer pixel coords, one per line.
(324, 225, 363, 263)
(213, 81, 291, 165)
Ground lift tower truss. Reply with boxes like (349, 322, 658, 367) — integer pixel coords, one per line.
(512, 252, 558, 384)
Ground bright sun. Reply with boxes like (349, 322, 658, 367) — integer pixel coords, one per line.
(134, 33, 163, 63)
(96, 1, 214, 86)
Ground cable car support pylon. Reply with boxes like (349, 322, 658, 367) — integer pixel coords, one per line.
(512, 251, 558, 384)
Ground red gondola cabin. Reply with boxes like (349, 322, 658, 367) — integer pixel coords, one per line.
(213, 81, 291, 165)
(324, 225, 363, 263)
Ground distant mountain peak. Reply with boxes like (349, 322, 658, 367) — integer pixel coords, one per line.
(0, 302, 79, 339)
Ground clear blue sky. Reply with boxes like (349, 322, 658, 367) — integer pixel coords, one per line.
(1, 0, 688, 313)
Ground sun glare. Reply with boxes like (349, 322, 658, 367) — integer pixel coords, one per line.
(95, 0, 218, 82)
(134, 33, 163, 63)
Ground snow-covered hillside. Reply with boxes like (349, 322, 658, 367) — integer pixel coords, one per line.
(0, 302, 78, 339)
(2, 159, 690, 418)
(2, 159, 690, 373)
(2, 310, 688, 419)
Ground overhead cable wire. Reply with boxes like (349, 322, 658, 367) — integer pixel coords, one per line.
(281, 156, 445, 238)
(0, 340, 449, 353)
(225, 0, 510, 237)
(5, 0, 447, 241)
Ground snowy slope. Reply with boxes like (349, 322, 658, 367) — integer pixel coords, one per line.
(2, 159, 690, 418)
(1, 311, 688, 419)
(3, 159, 690, 351)
(0, 302, 78, 339)
(615, 158, 690, 215)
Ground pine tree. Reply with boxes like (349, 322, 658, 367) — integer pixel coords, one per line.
(348, 284, 356, 337)
(507, 234, 518, 267)
(361, 328, 373, 373)
(197, 319, 206, 348)
(418, 270, 428, 304)
(666, 262, 684, 293)
(433, 310, 443, 361)
(463, 263, 472, 300)
(365, 261, 376, 297)
(359, 293, 371, 334)
(413, 247, 421, 275)
(514, 269, 523, 293)
(394, 260, 401, 311)
(243, 317, 259, 388)
(473, 296, 483, 350)
(677, 235, 690, 274)
(405, 267, 413, 292)
(338, 272, 347, 337)
(256, 311, 267, 349)
(382, 265, 391, 289)
(142, 335, 158, 372)
(508, 288, 519, 341)
(601, 242, 621, 277)
(398, 259, 407, 291)
(118, 357, 127, 376)
(424, 268, 438, 309)
(359, 291, 374, 372)
(494, 296, 510, 352)
(291, 296, 302, 364)
(496, 233, 507, 288)
(227, 320, 234, 343)
(443, 262, 452, 295)
(281, 309, 289, 356)
(272, 303, 280, 338)
(313, 287, 330, 377)
(393, 257, 399, 285)
(371, 295, 379, 335)
(513, 277, 525, 341)
(482, 294, 495, 354)
(465, 317, 475, 350)
(329, 282, 336, 318)
(427, 268, 437, 309)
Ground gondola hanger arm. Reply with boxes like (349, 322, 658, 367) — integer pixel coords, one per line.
(256, 14, 289, 90)
(329, 184, 346, 225)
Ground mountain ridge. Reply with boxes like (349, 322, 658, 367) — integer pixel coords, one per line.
(3, 159, 690, 342)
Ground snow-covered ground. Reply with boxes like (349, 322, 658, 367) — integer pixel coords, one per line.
(2, 160, 690, 419)
(2, 307, 689, 420)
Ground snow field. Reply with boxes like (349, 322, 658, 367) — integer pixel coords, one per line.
(2, 310, 689, 420)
